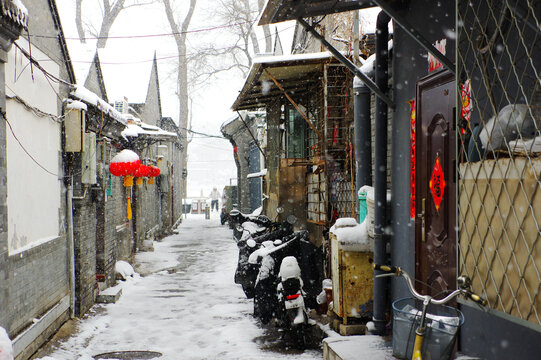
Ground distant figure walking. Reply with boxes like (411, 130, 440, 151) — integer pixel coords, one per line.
(210, 187, 220, 212)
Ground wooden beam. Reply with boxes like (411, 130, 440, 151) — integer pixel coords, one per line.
(264, 68, 323, 140)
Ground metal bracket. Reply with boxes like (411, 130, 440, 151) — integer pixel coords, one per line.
(297, 17, 395, 109)
(372, 0, 456, 75)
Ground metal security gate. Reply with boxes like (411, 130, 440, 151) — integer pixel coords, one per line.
(457, 0, 541, 325)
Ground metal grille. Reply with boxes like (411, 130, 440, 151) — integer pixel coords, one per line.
(307, 171, 327, 224)
(325, 64, 356, 221)
(457, 0, 541, 325)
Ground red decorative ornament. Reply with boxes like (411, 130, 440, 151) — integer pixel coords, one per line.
(148, 166, 160, 177)
(134, 164, 151, 178)
(409, 99, 416, 219)
(429, 156, 446, 212)
(109, 150, 140, 176)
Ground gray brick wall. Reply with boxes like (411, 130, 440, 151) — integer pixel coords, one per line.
(72, 197, 97, 316)
(3, 236, 69, 336)
(0, 0, 73, 344)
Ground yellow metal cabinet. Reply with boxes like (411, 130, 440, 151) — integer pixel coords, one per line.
(330, 232, 373, 324)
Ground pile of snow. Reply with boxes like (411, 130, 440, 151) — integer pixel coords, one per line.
(330, 218, 372, 252)
(332, 217, 358, 229)
(0, 327, 13, 360)
(115, 260, 135, 280)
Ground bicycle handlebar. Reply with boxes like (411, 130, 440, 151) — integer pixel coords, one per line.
(372, 263, 487, 306)
(373, 263, 399, 274)
(464, 291, 488, 306)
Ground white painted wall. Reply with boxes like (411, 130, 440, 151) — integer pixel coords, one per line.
(5, 39, 62, 253)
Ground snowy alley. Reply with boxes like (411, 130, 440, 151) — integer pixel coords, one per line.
(32, 213, 323, 360)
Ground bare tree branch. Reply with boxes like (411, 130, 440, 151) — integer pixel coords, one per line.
(75, 0, 154, 46)
(75, 0, 86, 42)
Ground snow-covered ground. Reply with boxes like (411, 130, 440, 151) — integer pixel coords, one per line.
(34, 213, 323, 360)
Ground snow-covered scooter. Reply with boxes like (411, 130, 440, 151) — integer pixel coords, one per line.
(234, 211, 296, 298)
(277, 256, 310, 346)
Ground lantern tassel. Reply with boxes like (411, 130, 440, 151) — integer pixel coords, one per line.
(124, 175, 133, 187)
(136, 177, 143, 186)
(127, 197, 132, 220)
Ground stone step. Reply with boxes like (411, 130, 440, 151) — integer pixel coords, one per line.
(95, 284, 122, 304)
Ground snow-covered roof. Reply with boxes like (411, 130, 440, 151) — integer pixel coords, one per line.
(233, 51, 338, 111)
(70, 85, 176, 141)
(70, 85, 127, 125)
(121, 123, 178, 142)
(253, 51, 334, 65)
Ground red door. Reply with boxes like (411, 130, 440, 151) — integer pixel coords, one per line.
(415, 70, 457, 297)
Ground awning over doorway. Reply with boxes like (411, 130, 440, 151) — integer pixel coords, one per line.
(232, 52, 337, 111)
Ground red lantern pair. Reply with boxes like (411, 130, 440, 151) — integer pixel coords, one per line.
(134, 165, 160, 185)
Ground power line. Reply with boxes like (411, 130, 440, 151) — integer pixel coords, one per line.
(31, 19, 258, 41)
(180, 127, 226, 139)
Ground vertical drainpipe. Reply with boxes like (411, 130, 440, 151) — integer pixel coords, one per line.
(66, 169, 76, 318)
(373, 10, 391, 335)
(353, 77, 372, 192)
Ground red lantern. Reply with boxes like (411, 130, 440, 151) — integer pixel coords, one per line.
(149, 166, 160, 177)
(133, 164, 150, 178)
(109, 150, 140, 177)
(133, 164, 151, 186)
(147, 166, 160, 184)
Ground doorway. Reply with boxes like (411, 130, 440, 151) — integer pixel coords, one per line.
(415, 70, 456, 296)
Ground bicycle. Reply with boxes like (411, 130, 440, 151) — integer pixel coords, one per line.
(373, 264, 487, 360)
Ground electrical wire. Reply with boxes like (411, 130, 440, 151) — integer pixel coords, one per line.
(31, 19, 258, 41)
(1, 110, 61, 177)
(179, 127, 226, 139)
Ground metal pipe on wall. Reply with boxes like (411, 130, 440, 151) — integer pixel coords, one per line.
(373, 10, 391, 335)
(354, 77, 372, 192)
(66, 179, 76, 318)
